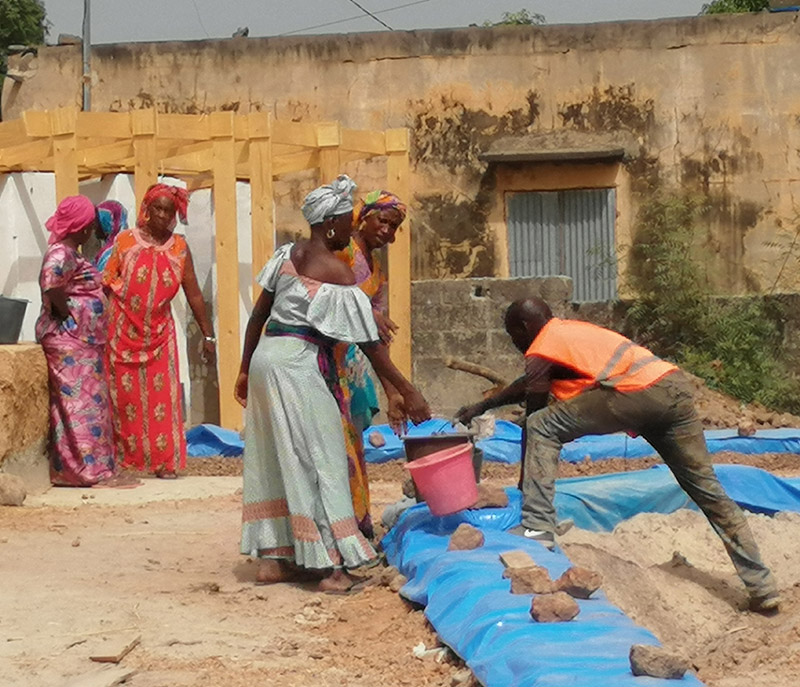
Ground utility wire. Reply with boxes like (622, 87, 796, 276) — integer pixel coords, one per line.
(344, 0, 394, 30)
(190, 0, 211, 37)
(281, 0, 432, 36)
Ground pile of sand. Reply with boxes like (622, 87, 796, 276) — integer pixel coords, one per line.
(561, 509, 800, 687)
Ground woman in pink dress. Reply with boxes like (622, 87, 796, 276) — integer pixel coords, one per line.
(36, 195, 134, 487)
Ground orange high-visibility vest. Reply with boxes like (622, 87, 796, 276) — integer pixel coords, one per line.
(525, 318, 677, 401)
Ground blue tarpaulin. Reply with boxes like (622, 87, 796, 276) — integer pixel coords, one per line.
(382, 464, 800, 686)
(186, 421, 800, 465)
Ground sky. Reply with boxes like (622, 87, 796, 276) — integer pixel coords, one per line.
(43, 0, 709, 45)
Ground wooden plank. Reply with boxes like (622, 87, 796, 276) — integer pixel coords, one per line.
(339, 149, 379, 165)
(89, 635, 141, 664)
(21, 109, 51, 137)
(271, 149, 319, 176)
(317, 122, 340, 183)
(0, 138, 52, 167)
(271, 120, 317, 148)
(157, 113, 210, 141)
(52, 110, 79, 201)
(76, 112, 132, 139)
(386, 129, 412, 378)
(78, 140, 134, 168)
(159, 148, 213, 174)
(248, 112, 274, 285)
(132, 110, 158, 211)
(0, 118, 26, 147)
(341, 128, 386, 155)
(211, 111, 242, 431)
(58, 667, 136, 687)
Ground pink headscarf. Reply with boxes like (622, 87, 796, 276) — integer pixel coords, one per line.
(45, 195, 97, 245)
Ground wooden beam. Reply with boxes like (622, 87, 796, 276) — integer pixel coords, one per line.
(51, 109, 79, 201)
(385, 128, 412, 379)
(0, 118, 26, 147)
(157, 113, 211, 141)
(132, 109, 157, 210)
(272, 120, 318, 148)
(210, 111, 242, 430)
(340, 128, 386, 155)
(76, 112, 132, 139)
(248, 112, 275, 286)
(271, 149, 320, 176)
(78, 140, 134, 168)
(0, 138, 52, 168)
(159, 148, 213, 174)
(317, 121, 340, 183)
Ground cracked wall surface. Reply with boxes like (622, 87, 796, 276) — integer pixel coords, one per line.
(4, 13, 800, 292)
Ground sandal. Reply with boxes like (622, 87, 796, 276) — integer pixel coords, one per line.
(154, 468, 178, 480)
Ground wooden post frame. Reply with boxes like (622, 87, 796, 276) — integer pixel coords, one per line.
(210, 111, 242, 430)
(0, 108, 414, 429)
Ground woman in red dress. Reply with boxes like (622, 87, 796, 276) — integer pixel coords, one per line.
(103, 184, 216, 478)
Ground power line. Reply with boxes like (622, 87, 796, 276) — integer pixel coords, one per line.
(280, 0, 432, 36)
(190, 0, 211, 38)
(344, 0, 394, 31)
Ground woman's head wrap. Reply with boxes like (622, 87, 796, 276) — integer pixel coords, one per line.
(97, 200, 129, 246)
(45, 195, 97, 245)
(301, 174, 357, 226)
(137, 183, 190, 228)
(355, 189, 407, 226)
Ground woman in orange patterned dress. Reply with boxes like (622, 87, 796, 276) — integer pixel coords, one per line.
(103, 184, 216, 478)
(334, 190, 406, 539)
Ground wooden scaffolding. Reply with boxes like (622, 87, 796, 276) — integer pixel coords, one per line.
(0, 107, 412, 429)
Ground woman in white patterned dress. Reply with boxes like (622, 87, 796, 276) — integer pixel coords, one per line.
(235, 175, 430, 593)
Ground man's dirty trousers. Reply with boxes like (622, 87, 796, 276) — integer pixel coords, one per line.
(521, 370, 776, 597)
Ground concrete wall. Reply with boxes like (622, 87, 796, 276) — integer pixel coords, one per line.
(5, 13, 800, 293)
(412, 275, 572, 418)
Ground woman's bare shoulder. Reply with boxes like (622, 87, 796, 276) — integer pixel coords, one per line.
(292, 243, 356, 286)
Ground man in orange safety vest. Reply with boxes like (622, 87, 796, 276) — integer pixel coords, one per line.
(456, 297, 779, 613)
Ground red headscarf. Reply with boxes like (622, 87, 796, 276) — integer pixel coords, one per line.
(137, 183, 190, 228)
(45, 195, 97, 245)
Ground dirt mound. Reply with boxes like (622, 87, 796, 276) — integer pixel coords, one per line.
(687, 373, 800, 429)
(561, 510, 800, 687)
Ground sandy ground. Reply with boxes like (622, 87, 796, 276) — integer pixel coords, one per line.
(2, 457, 800, 687)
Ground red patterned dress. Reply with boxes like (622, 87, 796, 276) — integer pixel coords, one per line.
(102, 229, 187, 472)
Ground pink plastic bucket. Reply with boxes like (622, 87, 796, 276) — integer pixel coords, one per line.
(405, 443, 479, 516)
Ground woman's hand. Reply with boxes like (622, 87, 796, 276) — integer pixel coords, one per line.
(402, 387, 431, 425)
(454, 403, 485, 426)
(387, 393, 408, 436)
(234, 372, 249, 408)
(201, 338, 217, 365)
(373, 310, 398, 345)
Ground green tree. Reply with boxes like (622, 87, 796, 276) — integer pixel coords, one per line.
(700, 0, 769, 14)
(483, 9, 546, 27)
(0, 0, 47, 119)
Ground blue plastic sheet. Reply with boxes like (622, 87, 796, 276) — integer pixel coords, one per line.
(185, 421, 800, 465)
(382, 465, 800, 686)
(383, 503, 704, 687)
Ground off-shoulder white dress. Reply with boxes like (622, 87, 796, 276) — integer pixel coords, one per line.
(240, 244, 379, 570)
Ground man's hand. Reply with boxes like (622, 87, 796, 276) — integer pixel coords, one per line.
(454, 403, 484, 426)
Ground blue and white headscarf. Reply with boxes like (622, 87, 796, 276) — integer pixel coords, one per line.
(301, 174, 357, 226)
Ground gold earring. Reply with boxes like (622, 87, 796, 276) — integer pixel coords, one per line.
(326, 227, 336, 239)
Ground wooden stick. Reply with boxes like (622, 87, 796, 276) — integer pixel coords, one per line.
(89, 635, 141, 664)
(443, 356, 509, 386)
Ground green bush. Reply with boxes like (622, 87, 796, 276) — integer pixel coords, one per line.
(625, 193, 800, 413)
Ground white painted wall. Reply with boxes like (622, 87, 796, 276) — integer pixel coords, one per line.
(0, 172, 255, 424)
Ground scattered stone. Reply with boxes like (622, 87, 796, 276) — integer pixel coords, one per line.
(737, 419, 756, 437)
(504, 565, 554, 595)
(71, 537, 81, 547)
(402, 478, 416, 499)
(379, 565, 400, 585)
(555, 566, 602, 599)
(629, 644, 690, 679)
(389, 574, 408, 593)
(368, 431, 386, 448)
(471, 483, 509, 509)
(0, 473, 26, 506)
(499, 550, 537, 570)
(451, 668, 472, 685)
(447, 524, 485, 551)
(530, 592, 580, 622)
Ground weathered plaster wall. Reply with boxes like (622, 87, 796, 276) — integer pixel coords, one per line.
(5, 13, 800, 292)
